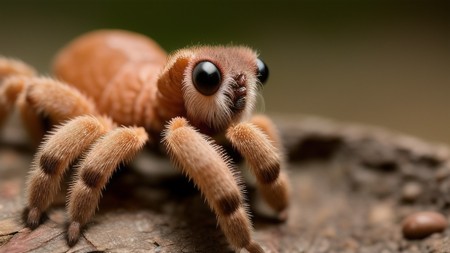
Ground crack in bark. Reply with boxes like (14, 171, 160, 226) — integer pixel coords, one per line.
(81, 234, 99, 252)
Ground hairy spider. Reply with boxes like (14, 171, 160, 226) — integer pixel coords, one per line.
(0, 30, 290, 252)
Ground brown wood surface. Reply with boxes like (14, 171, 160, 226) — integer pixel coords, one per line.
(1, 114, 450, 253)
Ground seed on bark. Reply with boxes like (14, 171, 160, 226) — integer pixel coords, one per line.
(402, 211, 448, 239)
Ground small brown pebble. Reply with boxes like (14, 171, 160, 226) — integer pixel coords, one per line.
(402, 211, 448, 239)
(401, 182, 422, 202)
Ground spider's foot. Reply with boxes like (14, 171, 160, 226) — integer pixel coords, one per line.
(278, 209, 289, 222)
(26, 207, 42, 229)
(246, 241, 265, 253)
(67, 221, 81, 247)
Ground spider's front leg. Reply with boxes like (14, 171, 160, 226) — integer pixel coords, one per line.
(226, 115, 290, 219)
(163, 117, 264, 253)
(26, 115, 148, 245)
(66, 126, 148, 245)
(26, 116, 112, 228)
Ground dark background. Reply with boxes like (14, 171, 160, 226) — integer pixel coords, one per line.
(1, 1, 449, 144)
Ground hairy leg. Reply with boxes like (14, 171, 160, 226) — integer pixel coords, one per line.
(0, 57, 36, 80)
(0, 76, 28, 127)
(226, 116, 290, 219)
(0, 76, 49, 145)
(0, 75, 100, 144)
(26, 116, 112, 228)
(163, 117, 264, 253)
(16, 92, 46, 144)
(0, 58, 36, 127)
(250, 115, 290, 215)
(25, 77, 98, 123)
(67, 126, 148, 245)
(249, 114, 283, 149)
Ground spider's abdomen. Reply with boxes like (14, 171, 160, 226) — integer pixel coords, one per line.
(53, 30, 167, 127)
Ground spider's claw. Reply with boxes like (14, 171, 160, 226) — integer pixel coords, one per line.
(245, 241, 265, 253)
(67, 221, 81, 247)
(277, 209, 289, 222)
(26, 207, 42, 229)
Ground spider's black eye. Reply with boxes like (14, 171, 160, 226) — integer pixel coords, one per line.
(192, 61, 222, 96)
(256, 58, 269, 84)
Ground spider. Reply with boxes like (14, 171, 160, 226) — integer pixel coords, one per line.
(0, 30, 290, 253)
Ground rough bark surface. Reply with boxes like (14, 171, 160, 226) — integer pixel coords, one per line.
(1, 114, 450, 253)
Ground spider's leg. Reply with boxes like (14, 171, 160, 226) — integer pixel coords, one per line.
(0, 57, 36, 79)
(26, 116, 112, 228)
(1, 75, 99, 144)
(0, 76, 29, 127)
(0, 76, 46, 144)
(226, 115, 290, 219)
(16, 84, 45, 144)
(23, 77, 99, 145)
(249, 115, 283, 150)
(0, 57, 36, 127)
(163, 117, 264, 253)
(67, 126, 148, 245)
(24, 77, 98, 123)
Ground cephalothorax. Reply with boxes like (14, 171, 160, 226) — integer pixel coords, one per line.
(0, 30, 290, 252)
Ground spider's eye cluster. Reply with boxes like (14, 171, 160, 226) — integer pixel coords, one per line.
(192, 61, 222, 96)
(256, 58, 269, 85)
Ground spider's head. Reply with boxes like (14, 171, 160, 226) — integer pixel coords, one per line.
(181, 46, 269, 133)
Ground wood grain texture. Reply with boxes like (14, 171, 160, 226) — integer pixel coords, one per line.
(1, 114, 450, 253)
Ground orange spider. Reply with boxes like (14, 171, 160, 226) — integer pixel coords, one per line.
(0, 30, 290, 253)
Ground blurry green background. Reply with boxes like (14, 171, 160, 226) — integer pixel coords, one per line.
(1, 1, 449, 144)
